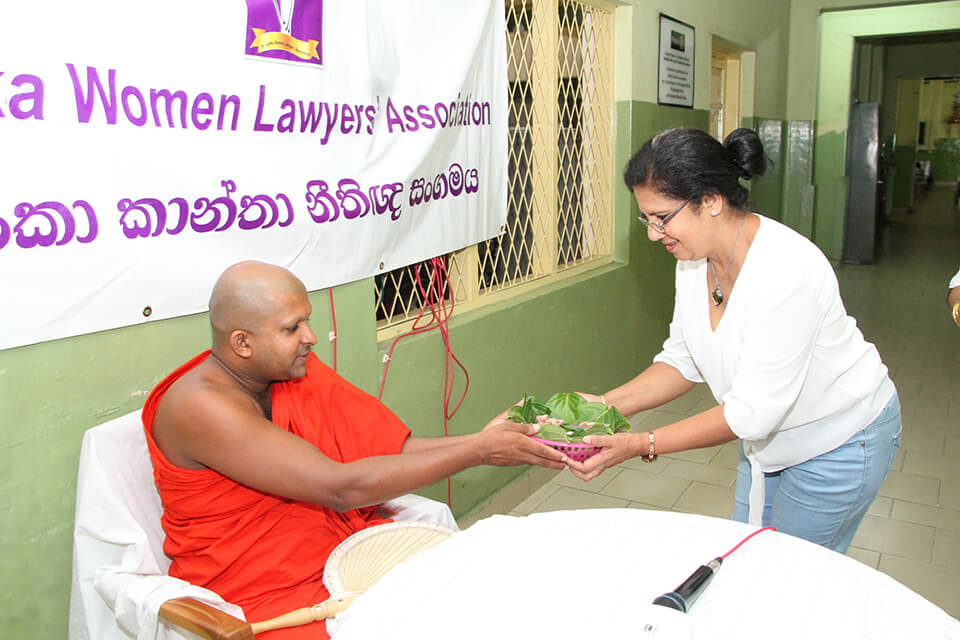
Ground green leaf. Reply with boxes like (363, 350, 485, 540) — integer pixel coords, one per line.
(535, 423, 571, 443)
(582, 424, 614, 438)
(594, 405, 630, 432)
(508, 394, 552, 424)
(576, 401, 609, 423)
(527, 396, 551, 418)
(545, 392, 584, 424)
(507, 404, 533, 424)
(513, 393, 632, 436)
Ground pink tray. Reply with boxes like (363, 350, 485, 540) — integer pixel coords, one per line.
(530, 436, 603, 462)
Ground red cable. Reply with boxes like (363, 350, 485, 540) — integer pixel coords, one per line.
(422, 258, 470, 422)
(377, 257, 471, 510)
(721, 526, 776, 559)
(432, 257, 470, 420)
(379, 264, 441, 400)
(428, 260, 454, 508)
(423, 258, 462, 509)
(328, 288, 337, 373)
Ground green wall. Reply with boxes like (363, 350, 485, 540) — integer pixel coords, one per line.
(743, 117, 786, 221)
(892, 145, 917, 209)
(929, 138, 960, 182)
(782, 120, 817, 237)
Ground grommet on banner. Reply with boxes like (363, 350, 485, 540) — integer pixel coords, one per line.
(142, 306, 152, 317)
(379, 261, 385, 270)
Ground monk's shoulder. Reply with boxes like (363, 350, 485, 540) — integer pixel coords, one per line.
(153, 364, 262, 467)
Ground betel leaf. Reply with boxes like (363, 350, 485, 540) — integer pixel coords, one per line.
(593, 405, 630, 432)
(509, 393, 632, 443)
(545, 392, 584, 424)
(576, 400, 609, 423)
(535, 423, 572, 443)
(507, 394, 550, 424)
(581, 424, 613, 438)
(507, 404, 533, 424)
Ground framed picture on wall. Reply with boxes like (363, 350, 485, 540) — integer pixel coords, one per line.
(658, 14, 695, 108)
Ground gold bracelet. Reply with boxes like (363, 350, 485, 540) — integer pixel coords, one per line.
(953, 302, 960, 328)
(640, 431, 657, 463)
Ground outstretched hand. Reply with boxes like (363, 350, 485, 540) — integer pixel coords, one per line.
(478, 421, 569, 469)
(566, 432, 640, 481)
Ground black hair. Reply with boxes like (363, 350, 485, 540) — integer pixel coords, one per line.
(622, 127, 767, 211)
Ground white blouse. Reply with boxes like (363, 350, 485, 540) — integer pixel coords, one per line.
(950, 266, 960, 288)
(654, 215, 894, 500)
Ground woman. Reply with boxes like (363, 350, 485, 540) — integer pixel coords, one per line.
(571, 127, 901, 553)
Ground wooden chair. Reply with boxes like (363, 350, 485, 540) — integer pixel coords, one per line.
(67, 410, 457, 640)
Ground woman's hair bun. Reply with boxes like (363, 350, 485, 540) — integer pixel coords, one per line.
(723, 128, 767, 181)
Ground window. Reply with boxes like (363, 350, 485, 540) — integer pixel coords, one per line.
(375, 0, 615, 338)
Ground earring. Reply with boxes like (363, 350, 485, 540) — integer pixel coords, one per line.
(711, 209, 719, 217)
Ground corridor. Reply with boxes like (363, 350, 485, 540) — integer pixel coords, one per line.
(471, 184, 960, 618)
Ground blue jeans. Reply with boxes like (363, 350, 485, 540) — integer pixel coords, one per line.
(732, 392, 902, 554)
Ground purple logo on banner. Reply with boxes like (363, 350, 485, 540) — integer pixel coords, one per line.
(245, 0, 324, 67)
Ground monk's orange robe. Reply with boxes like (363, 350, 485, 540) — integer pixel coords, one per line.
(143, 351, 411, 639)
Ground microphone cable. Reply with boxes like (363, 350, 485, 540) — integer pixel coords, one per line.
(652, 526, 776, 613)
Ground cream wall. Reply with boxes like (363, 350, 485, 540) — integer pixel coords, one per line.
(615, 0, 790, 119)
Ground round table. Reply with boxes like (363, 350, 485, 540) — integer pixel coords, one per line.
(331, 509, 960, 640)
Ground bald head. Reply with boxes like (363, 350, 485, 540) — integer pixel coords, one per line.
(209, 261, 307, 342)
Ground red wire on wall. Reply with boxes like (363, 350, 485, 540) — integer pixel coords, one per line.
(378, 257, 470, 509)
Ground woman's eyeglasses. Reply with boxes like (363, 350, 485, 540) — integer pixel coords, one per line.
(637, 199, 689, 234)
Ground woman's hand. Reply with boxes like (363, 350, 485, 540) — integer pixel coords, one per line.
(567, 432, 643, 481)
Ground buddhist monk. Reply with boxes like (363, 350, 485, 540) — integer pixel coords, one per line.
(144, 261, 568, 639)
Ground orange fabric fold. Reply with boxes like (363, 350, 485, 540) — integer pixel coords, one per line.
(143, 351, 410, 639)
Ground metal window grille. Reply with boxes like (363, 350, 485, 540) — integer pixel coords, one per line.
(375, 0, 614, 336)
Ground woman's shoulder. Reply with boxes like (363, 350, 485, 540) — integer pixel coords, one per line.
(754, 215, 830, 266)
(750, 215, 837, 299)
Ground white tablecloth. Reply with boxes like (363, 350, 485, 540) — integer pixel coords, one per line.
(332, 509, 960, 640)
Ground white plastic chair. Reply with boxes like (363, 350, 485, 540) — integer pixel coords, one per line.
(67, 410, 457, 640)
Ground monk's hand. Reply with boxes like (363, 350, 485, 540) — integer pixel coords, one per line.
(567, 432, 639, 481)
(478, 422, 569, 469)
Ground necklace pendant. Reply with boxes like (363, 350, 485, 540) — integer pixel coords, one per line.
(711, 286, 724, 306)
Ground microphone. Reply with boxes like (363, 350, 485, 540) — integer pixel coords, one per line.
(652, 557, 723, 613)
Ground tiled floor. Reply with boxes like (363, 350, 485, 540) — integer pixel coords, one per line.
(467, 184, 960, 619)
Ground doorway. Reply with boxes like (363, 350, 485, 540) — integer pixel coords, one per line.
(710, 39, 742, 142)
(813, 1, 960, 259)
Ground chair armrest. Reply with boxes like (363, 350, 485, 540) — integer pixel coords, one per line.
(159, 597, 254, 640)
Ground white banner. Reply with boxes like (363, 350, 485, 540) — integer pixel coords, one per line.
(0, 0, 508, 350)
